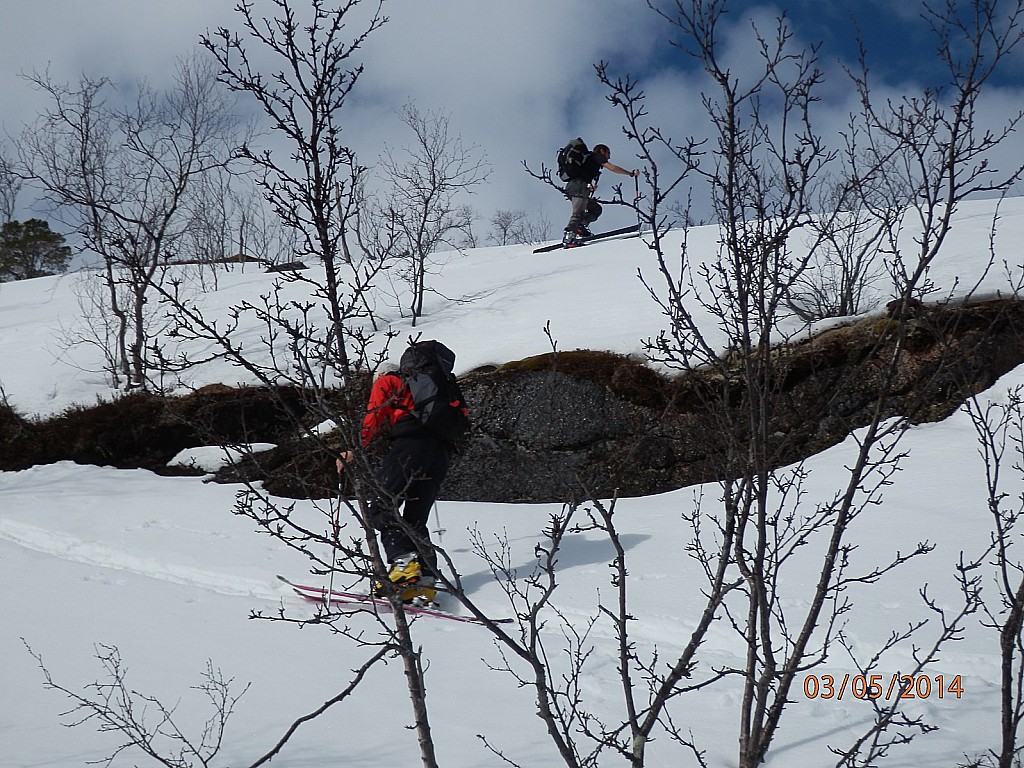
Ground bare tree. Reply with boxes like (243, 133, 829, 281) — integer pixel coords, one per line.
(487, 208, 552, 246)
(593, 62, 702, 254)
(189, 6, 480, 767)
(829, 572, 980, 767)
(966, 388, 1024, 768)
(202, 0, 388, 375)
(846, 0, 1024, 306)
(0, 146, 21, 223)
(25, 637, 395, 768)
(470, 501, 609, 768)
(169, 166, 301, 300)
(631, 11, 863, 760)
(18, 53, 241, 390)
(472, 2, 1024, 767)
(123, 265, 463, 767)
(643, 1, 1022, 765)
(27, 642, 247, 768)
(635, 2, 1023, 765)
(376, 102, 489, 325)
(17, 9, 452, 768)
(786, 200, 889, 321)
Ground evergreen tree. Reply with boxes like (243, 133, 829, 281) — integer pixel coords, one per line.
(0, 219, 71, 281)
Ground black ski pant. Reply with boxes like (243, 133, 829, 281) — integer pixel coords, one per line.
(368, 435, 451, 575)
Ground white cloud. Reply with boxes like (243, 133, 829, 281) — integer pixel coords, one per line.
(3, 0, 1022, 240)
(1, 1, 664, 238)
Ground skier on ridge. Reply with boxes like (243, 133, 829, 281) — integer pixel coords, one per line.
(559, 140, 639, 248)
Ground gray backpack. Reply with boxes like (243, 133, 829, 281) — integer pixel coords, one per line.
(392, 340, 470, 446)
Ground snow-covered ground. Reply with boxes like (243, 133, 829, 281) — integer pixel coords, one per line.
(3, 199, 1024, 766)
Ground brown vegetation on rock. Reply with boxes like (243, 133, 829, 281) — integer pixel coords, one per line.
(3, 298, 1024, 502)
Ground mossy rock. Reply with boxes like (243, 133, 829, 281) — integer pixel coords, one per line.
(497, 350, 675, 410)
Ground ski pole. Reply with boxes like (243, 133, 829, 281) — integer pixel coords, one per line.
(326, 474, 343, 602)
(432, 500, 445, 544)
(634, 174, 642, 233)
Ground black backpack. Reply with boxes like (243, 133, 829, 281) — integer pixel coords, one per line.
(556, 137, 589, 182)
(392, 340, 470, 446)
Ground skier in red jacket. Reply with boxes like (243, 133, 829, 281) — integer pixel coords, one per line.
(339, 341, 468, 605)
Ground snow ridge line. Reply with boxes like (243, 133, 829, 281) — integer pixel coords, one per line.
(0, 518, 276, 600)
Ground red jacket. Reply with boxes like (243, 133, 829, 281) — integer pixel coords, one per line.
(360, 373, 414, 447)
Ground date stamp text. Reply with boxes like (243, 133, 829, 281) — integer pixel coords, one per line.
(802, 673, 963, 701)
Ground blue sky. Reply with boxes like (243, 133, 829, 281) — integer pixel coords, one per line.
(643, 1, 1024, 87)
(1, 0, 1022, 237)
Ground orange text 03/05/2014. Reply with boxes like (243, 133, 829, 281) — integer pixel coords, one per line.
(801, 673, 964, 701)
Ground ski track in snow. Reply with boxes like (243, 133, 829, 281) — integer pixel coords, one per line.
(0, 518, 279, 601)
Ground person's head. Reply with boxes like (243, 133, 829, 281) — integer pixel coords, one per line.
(593, 144, 611, 160)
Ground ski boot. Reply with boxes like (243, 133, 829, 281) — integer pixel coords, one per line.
(374, 554, 438, 605)
(562, 229, 585, 249)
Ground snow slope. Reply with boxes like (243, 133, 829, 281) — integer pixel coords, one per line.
(3, 199, 1024, 767)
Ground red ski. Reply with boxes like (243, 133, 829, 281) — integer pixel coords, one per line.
(277, 575, 513, 625)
